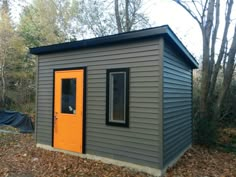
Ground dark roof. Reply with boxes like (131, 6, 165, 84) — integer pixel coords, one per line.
(30, 25, 198, 68)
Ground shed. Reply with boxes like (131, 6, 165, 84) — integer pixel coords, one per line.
(30, 25, 198, 176)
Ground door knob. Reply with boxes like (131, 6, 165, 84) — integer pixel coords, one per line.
(54, 112, 58, 120)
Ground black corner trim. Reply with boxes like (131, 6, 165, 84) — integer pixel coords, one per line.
(82, 67, 87, 153)
(52, 71, 55, 147)
(106, 68, 129, 128)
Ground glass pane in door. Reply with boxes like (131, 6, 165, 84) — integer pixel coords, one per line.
(61, 78, 76, 114)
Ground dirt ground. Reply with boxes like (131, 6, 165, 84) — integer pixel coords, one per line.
(0, 131, 236, 177)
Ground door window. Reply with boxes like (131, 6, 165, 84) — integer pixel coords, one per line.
(61, 78, 76, 114)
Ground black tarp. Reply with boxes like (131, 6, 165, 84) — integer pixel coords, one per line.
(0, 111, 34, 133)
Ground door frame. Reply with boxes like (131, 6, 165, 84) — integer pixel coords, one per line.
(52, 67, 87, 153)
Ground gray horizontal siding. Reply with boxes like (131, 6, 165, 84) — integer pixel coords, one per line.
(163, 42, 192, 167)
(36, 39, 162, 168)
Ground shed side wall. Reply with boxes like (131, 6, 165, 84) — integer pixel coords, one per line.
(163, 42, 192, 167)
(37, 39, 162, 168)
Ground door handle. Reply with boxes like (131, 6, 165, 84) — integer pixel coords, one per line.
(54, 112, 58, 122)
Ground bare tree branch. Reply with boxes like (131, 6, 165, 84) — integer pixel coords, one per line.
(173, 0, 202, 26)
(192, 0, 203, 20)
(202, 0, 209, 18)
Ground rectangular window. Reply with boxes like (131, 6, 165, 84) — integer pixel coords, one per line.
(106, 68, 129, 127)
(61, 78, 76, 114)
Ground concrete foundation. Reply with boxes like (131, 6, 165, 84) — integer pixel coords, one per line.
(36, 144, 163, 176)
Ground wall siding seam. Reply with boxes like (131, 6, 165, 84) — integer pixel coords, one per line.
(39, 53, 161, 67)
(41, 41, 160, 60)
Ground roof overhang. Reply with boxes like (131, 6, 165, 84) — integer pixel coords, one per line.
(30, 25, 198, 69)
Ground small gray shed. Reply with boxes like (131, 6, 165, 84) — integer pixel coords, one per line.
(30, 25, 198, 175)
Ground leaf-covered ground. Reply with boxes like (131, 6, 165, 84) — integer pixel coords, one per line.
(166, 146, 236, 177)
(0, 132, 151, 177)
(0, 130, 236, 177)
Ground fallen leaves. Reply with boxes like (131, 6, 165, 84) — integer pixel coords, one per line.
(1, 131, 236, 177)
(0, 133, 151, 177)
(166, 145, 236, 177)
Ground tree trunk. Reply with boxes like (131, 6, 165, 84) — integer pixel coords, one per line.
(125, 0, 130, 31)
(208, 0, 220, 99)
(200, 31, 211, 118)
(209, 0, 233, 98)
(1, 60, 5, 106)
(114, 0, 122, 33)
(214, 25, 236, 118)
(199, 0, 216, 119)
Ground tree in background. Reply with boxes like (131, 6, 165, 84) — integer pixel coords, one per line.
(0, 0, 10, 106)
(76, 0, 115, 37)
(18, 0, 83, 48)
(0, 0, 38, 112)
(17, 0, 151, 43)
(15, 0, 81, 113)
(18, 0, 69, 47)
(2, 0, 149, 114)
(0, 0, 27, 107)
(174, 0, 236, 144)
(114, 0, 149, 33)
(77, 0, 150, 37)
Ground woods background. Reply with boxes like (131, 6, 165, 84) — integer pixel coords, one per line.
(0, 0, 236, 145)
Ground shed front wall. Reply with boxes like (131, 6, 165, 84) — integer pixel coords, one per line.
(163, 42, 193, 167)
(36, 38, 163, 168)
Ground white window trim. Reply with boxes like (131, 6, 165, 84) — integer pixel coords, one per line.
(109, 71, 126, 123)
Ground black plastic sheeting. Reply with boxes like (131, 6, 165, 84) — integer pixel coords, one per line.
(0, 111, 34, 133)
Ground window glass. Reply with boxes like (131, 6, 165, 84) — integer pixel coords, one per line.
(110, 73, 126, 122)
(61, 78, 76, 114)
(106, 68, 129, 127)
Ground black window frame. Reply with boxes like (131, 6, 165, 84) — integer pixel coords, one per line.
(106, 68, 129, 127)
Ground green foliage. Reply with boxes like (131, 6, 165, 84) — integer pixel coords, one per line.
(18, 0, 63, 47)
(0, 1, 35, 113)
(0, 0, 151, 116)
(0, 0, 82, 113)
(18, 0, 80, 48)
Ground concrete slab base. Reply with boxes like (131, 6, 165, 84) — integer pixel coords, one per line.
(36, 144, 162, 177)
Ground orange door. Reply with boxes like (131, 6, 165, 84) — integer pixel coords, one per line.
(54, 69, 84, 153)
